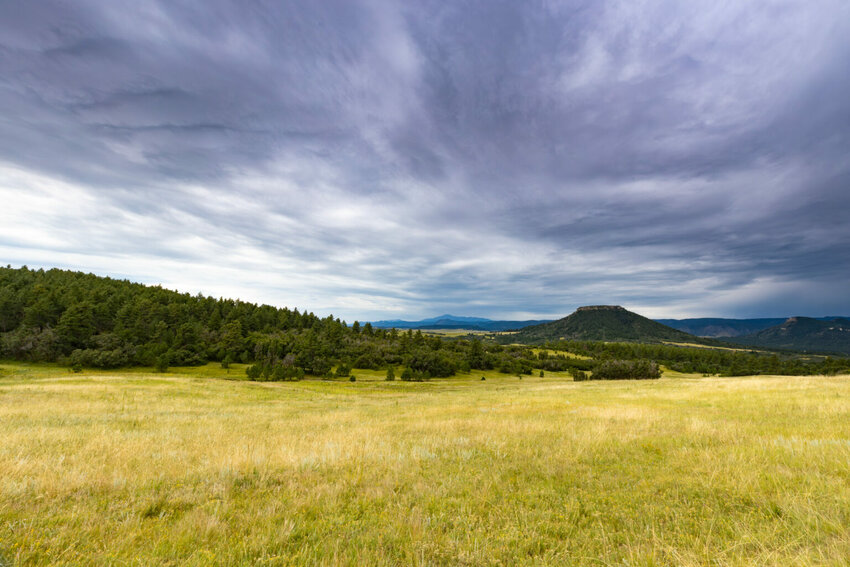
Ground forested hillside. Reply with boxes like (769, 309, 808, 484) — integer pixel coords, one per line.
(0, 266, 553, 378)
(655, 317, 787, 337)
(730, 317, 850, 355)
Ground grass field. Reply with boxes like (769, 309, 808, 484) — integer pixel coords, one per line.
(2, 364, 849, 565)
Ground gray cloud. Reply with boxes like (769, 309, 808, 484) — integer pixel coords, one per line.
(1, 0, 849, 320)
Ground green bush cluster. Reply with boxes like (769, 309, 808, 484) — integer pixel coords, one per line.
(591, 359, 661, 380)
(245, 362, 305, 382)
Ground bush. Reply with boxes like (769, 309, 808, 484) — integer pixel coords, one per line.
(335, 363, 351, 378)
(67, 347, 132, 369)
(406, 349, 456, 378)
(570, 368, 589, 381)
(246, 364, 262, 380)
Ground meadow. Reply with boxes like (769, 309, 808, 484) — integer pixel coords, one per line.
(1, 363, 849, 565)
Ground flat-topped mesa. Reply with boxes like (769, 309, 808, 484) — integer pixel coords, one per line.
(508, 304, 698, 344)
(576, 305, 627, 312)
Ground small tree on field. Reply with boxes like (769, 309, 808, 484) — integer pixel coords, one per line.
(570, 369, 589, 381)
(386, 366, 395, 381)
(335, 363, 351, 377)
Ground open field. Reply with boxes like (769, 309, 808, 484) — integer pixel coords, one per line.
(2, 365, 850, 565)
(662, 342, 757, 353)
(419, 329, 495, 337)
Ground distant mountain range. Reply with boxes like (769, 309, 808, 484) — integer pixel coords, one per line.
(726, 317, 850, 355)
(370, 314, 553, 332)
(372, 310, 850, 355)
(657, 317, 848, 337)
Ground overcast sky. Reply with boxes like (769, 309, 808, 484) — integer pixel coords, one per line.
(2, 1, 849, 321)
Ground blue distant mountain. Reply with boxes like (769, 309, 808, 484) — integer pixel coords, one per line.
(726, 316, 850, 355)
(370, 314, 552, 332)
(371, 314, 850, 340)
(657, 316, 849, 337)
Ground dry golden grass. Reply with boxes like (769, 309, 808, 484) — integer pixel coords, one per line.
(662, 341, 759, 353)
(1, 363, 849, 565)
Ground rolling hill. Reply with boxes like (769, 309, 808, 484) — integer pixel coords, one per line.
(656, 316, 850, 337)
(729, 317, 850, 355)
(654, 317, 786, 337)
(508, 305, 701, 344)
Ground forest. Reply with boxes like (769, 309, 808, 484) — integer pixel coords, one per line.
(1, 266, 848, 379)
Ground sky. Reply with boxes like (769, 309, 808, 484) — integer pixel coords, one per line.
(1, 1, 849, 321)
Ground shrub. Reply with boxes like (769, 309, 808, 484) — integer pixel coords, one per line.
(570, 369, 589, 381)
(246, 364, 262, 380)
(335, 363, 351, 378)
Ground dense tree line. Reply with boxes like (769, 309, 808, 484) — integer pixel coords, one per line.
(541, 340, 850, 376)
(2, 266, 847, 380)
(0, 267, 544, 378)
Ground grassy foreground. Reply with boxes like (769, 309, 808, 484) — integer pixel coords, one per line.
(1, 365, 849, 565)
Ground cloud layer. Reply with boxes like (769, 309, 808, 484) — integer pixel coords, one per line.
(2, 1, 849, 320)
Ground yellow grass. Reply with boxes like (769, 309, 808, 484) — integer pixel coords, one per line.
(420, 329, 493, 337)
(2, 363, 850, 565)
(530, 348, 591, 360)
(662, 341, 759, 353)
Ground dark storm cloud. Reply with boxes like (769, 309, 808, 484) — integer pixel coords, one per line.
(1, 0, 849, 320)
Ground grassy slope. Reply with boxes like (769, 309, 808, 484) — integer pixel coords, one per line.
(2, 364, 850, 565)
